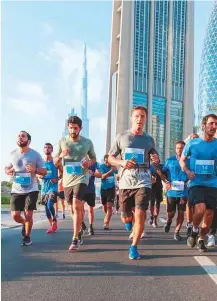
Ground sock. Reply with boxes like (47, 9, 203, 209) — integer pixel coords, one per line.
(193, 226, 199, 233)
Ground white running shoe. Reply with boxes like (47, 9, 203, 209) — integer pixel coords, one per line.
(207, 235, 216, 248)
(129, 231, 134, 239)
(140, 231, 146, 238)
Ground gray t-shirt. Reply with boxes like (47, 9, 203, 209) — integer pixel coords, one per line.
(6, 148, 45, 194)
(109, 130, 156, 189)
(55, 135, 96, 188)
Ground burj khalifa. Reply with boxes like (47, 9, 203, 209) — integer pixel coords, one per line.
(63, 44, 89, 138)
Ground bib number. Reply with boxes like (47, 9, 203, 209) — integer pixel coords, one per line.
(65, 162, 82, 175)
(106, 176, 115, 185)
(171, 181, 184, 191)
(195, 160, 214, 175)
(124, 148, 144, 164)
(44, 170, 53, 179)
(15, 173, 31, 186)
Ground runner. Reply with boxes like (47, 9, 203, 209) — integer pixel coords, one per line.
(54, 116, 96, 251)
(160, 141, 189, 241)
(100, 154, 118, 230)
(5, 131, 47, 246)
(108, 106, 160, 259)
(185, 133, 199, 237)
(148, 164, 163, 228)
(56, 179, 66, 219)
(180, 114, 217, 252)
(39, 143, 62, 233)
(82, 162, 101, 235)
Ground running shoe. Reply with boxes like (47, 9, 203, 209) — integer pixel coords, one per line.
(148, 216, 154, 226)
(88, 226, 94, 235)
(69, 239, 80, 251)
(51, 221, 57, 232)
(129, 231, 134, 239)
(174, 232, 183, 242)
(187, 229, 199, 248)
(129, 245, 140, 260)
(153, 221, 158, 228)
(22, 236, 32, 246)
(164, 220, 172, 233)
(207, 234, 216, 248)
(78, 231, 83, 245)
(103, 224, 109, 230)
(47, 226, 53, 234)
(125, 222, 132, 232)
(140, 231, 146, 239)
(81, 221, 87, 231)
(62, 213, 66, 219)
(197, 239, 208, 252)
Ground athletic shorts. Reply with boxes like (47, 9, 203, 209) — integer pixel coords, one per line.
(150, 189, 163, 208)
(10, 191, 39, 211)
(41, 192, 58, 205)
(101, 187, 116, 205)
(58, 191, 65, 200)
(119, 187, 152, 214)
(83, 193, 96, 207)
(167, 197, 187, 212)
(188, 186, 217, 210)
(64, 183, 87, 205)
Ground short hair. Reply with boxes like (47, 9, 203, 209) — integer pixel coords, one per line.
(104, 154, 109, 161)
(44, 143, 53, 150)
(67, 116, 82, 128)
(190, 133, 199, 139)
(202, 114, 217, 126)
(20, 131, 31, 141)
(131, 106, 148, 116)
(175, 140, 185, 147)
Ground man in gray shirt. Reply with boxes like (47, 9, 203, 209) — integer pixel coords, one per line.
(5, 131, 47, 246)
(108, 106, 160, 260)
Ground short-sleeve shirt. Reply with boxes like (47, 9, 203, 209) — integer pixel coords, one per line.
(162, 156, 189, 197)
(182, 137, 217, 188)
(55, 135, 96, 188)
(41, 160, 58, 194)
(109, 130, 157, 189)
(7, 148, 45, 194)
(85, 162, 100, 194)
(100, 164, 118, 190)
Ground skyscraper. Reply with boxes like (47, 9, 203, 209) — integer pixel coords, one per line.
(198, 1, 217, 124)
(106, 0, 194, 160)
(63, 44, 89, 138)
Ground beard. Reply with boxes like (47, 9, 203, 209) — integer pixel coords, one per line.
(17, 141, 28, 147)
(70, 132, 80, 139)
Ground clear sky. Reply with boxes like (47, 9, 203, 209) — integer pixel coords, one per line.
(1, 0, 214, 181)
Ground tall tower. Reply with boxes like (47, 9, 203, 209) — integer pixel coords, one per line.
(81, 43, 89, 138)
(106, 0, 194, 161)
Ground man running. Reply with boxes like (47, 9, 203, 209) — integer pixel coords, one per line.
(108, 106, 160, 259)
(148, 164, 163, 228)
(180, 114, 217, 252)
(161, 141, 189, 241)
(54, 116, 96, 251)
(5, 131, 47, 246)
(100, 154, 118, 230)
(82, 162, 101, 235)
(40, 143, 62, 233)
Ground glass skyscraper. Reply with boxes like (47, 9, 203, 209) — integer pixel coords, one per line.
(106, 0, 194, 161)
(198, 2, 217, 124)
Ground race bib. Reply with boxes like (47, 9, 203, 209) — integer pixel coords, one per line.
(15, 173, 31, 185)
(44, 170, 53, 179)
(106, 176, 115, 185)
(65, 162, 82, 175)
(195, 160, 214, 175)
(171, 181, 184, 191)
(124, 148, 144, 164)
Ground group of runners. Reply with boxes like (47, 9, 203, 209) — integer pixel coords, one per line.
(5, 106, 217, 260)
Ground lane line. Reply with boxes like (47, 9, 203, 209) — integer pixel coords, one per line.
(194, 256, 217, 285)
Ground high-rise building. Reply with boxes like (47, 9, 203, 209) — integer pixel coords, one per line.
(198, 2, 217, 124)
(106, 0, 194, 160)
(63, 44, 89, 138)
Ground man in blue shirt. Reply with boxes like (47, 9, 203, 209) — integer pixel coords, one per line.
(82, 162, 101, 235)
(40, 143, 62, 233)
(180, 114, 217, 252)
(161, 141, 189, 241)
(100, 154, 118, 230)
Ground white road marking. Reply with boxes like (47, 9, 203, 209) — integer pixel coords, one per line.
(159, 217, 167, 223)
(194, 256, 217, 285)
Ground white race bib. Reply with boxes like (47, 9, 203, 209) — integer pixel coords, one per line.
(65, 162, 82, 175)
(171, 181, 184, 191)
(124, 148, 144, 164)
(15, 173, 31, 186)
(106, 176, 115, 184)
(195, 160, 214, 175)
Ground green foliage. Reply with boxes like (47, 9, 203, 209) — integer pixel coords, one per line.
(1, 194, 10, 204)
(1, 181, 12, 188)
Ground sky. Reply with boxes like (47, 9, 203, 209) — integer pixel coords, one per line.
(1, 0, 214, 181)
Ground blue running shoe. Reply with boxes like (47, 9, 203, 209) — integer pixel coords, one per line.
(129, 245, 140, 260)
(125, 222, 132, 231)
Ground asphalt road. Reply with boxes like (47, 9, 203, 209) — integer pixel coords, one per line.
(2, 206, 217, 301)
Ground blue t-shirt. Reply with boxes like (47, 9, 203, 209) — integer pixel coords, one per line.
(162, 156, 189, 197)
(100, 163, 118, 190)
(183, 137, 217, 188)
(85, 162, 100, 194)
(41, 160, 58, 194)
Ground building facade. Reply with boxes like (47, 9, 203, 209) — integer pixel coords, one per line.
(198, 1, 217, 125)
(106, 0, 194, 160)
